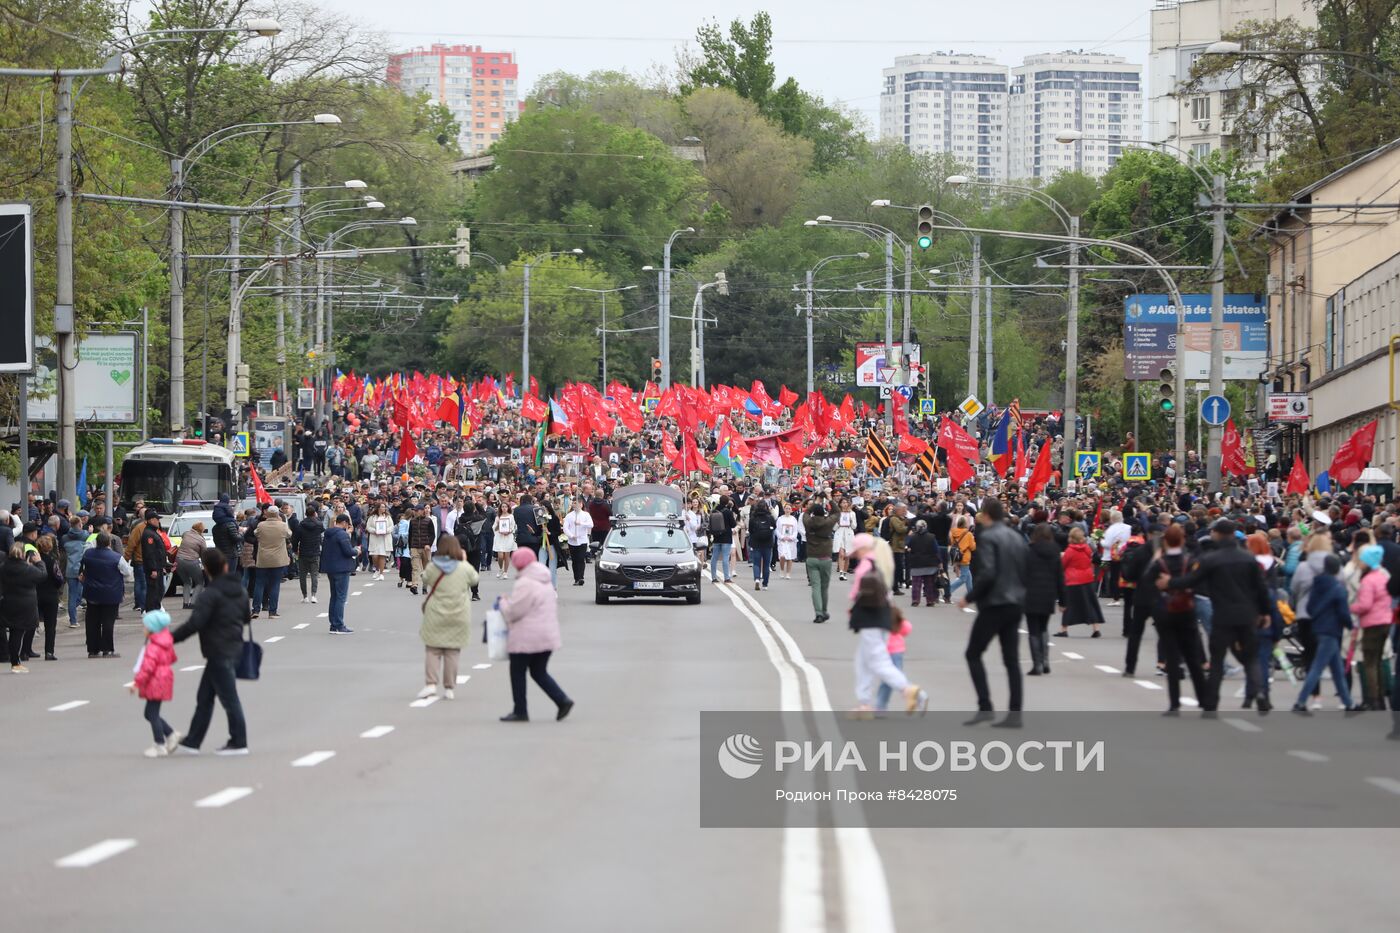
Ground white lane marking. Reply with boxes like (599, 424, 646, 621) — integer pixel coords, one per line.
(723, 583, 892, 933)
(471, 663, 491, 670)
(1222, 718, 1262, 734)
(194, 786, 254, 808)
(351, 591, 362, 597)
(1180, 697, 1200, 708)
(316, 612, 328, 618)
(1094, 664, 1121, 674)
(48, 700, 89, 712)
(1133, 680, 1164, 691)
(1287, 750, 1331, 763)
(1365, 777, 1400, 795)
(360, 726, 395, 739)
(1061, 652, 1084, 660)
(291, 750, 336, 768)
(409, 695, 439, 708)
(55, 839, 137, 868)
(180, 665, 204, 672)
(263, 636, 285, 644)
(455, 675, 470, 685)
(783, 826, 824, 933)
(293, 623, 309, 630)
(1017, 628, 1027, 635)
(364, 582, 375, 587)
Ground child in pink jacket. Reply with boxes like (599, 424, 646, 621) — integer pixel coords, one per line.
(875, 613, 914, 711)
(130, 609, 180, 758)
(1349, 545, 1393, 709)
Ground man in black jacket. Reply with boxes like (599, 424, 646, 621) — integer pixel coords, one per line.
(139, 511, 170, 612)
(172, 550, 250, 755)
(960, 499, 1029, 724)
(1159, 519, 1273, 712)
(293, 507, 325, 604)
(513, 494, 544, 557)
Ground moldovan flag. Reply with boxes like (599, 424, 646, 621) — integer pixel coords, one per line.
(1284, 454, 1311, 496)
(987, 409, 1014, 477)
(1326, 420, 1378, 490)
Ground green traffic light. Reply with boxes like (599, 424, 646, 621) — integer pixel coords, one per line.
(917, 235, 933, 250)
(1160, 399, 1175, 413)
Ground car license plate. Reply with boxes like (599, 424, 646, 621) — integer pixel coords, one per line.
(633, 581, 663, 590)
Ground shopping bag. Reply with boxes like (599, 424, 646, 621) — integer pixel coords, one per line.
(235, 620, 262, 680)
(485, 609, 508, 661)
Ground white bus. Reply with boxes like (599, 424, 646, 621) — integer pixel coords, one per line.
(119, 439, 238, 516)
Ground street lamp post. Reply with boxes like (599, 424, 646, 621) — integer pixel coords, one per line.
(688, 274, 729, 386)
(804, 252, 869, 394)
(522, 248, 584, 394)
(0, 17, 281, 500)
(568, 284, 637, 387)
(659, 227, 695, 389)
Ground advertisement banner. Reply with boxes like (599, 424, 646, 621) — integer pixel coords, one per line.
(26, 333, 139, 423)
(855, 342, 921, 387)
(1267, 393, 1311, 423)
(1122, 294, 1268, 380)
(0, 203, 34, 373)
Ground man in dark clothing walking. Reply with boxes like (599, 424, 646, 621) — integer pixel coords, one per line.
(513, 494, 543, 558)
(960, 499, 1029, 725)
(172, 550, 250, 755)
(293, 507, 325, 603)
(1159, 519, 1274, 712)
(139, 511, 170, 612)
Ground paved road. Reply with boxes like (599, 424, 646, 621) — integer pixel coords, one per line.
(0, 563, 1396, 932)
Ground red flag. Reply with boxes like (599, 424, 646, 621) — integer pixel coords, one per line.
(898, 433, 928, 456)
(1327, 420, 1378, 490)
(528, 375, 539, 398)
(891, 391, 910, 437)
(434, 395, 459, 425)
(1026, 441, 1055, 498)
(1014, 430, 1025, 481)
(945, 454, 975, 490)
(749, 380, 781, 417)
(520, 394, 548, 423)
(936, 416, 980, 462)
(249, 466, 273, 507)
(397, 428, 417, 467)
(1284, 454, 1310, 496)
(661, 432, 680, 467)
(684, 434, 712, 475)
(504, 373, 515, 398)
(777, 385, 798, 409)
(615, 400, 644, 432)
(831, 395, 857, 435)
(1222, 418, 1250, 477)
(777, 436, 807, 469)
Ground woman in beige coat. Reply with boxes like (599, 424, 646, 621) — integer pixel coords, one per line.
(417, 533, 480, 700)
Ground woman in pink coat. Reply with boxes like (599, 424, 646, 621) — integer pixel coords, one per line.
(130, 609, 181, 758)
(498, 549, 574, 723)
(1349, 544, 1393, 709)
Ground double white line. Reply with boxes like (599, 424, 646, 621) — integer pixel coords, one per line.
(716, 582, 897, 933)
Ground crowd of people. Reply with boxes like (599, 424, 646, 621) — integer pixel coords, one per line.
(4, 387, 1397, 753)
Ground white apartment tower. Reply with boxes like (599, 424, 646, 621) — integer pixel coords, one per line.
(880, 54, 1009, 181)
(1008, 53, 1143, 181)
(1149, 0, 1317, 169)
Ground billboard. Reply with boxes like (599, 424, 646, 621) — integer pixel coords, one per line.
(1123, 294, 1268, 380)
(855, 342, 921, 387)
(0, 203, 34, 373)
(26, 333, 139, 423)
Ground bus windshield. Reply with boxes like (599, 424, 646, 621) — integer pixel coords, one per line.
(120, 460, 230, 514)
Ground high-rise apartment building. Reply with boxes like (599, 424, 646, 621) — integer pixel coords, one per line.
(386, 43, 521, 155)
(1148, 0, 1316, 170)
(880, 54, 1009, 181)
(880, 52, 1141, 182)
(1008, 53, 1142, 181)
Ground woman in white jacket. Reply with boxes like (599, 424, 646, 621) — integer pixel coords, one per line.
(366, 502, 394, 580)
(493, 497, 518, 579)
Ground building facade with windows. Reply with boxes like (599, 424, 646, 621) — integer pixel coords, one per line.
(1148, 0, 1316, 169)
(386, 43, 521, 155)
(1007, 53, 1142, 181)
(879, 54, 1009, 181)
(1263, 138, 1400, 487)
(880, 52, 1140, 182)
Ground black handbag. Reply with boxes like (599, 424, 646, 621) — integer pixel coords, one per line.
(235, 618, 262, 680)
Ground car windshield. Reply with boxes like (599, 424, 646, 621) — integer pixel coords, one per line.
(606, 525, 687, 551)
(120, 461, 228, 514)
(614, 492, 681, 519)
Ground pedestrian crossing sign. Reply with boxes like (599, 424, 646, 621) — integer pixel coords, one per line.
(645, 397, 659, 413)
(919, 398, 937, 415)
(1074, 451, 1100, 478)
(1123, 452, 1151, 482)
(231, 432, 250, 457)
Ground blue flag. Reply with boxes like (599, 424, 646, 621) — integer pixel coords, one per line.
(1315, 470, 1331, 494)
(76, 457, 88, 508)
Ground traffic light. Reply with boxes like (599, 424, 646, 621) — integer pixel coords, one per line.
(193, 416, 204, 438)
(916, 205, 935, 250)
(1157, 365, 1175, 413)
(455, 226, 471, 267)
(651, 358, 662, 382)
(235, 362, 250, 406)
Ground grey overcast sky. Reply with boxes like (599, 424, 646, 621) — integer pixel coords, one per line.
(317, 0, 1155, 128)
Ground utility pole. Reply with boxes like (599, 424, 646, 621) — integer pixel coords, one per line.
(696, 289, 707, 387)
(805, 268, 815, 395)
(168, 156, 186, 433)
(901, 244, 912, 349)
(1206, 172, 1227, 493)
(883, 231, 895, 427)
(522, 260, 532, 394)
(224, 215, 240, 414)
(274, 237, 288, 446)
(968, 236, 981, 401)
(290, 163, 303, 346)
(55, 76, 77, 498)
(600, 290, 608, 388)
(985, 275, 994, 407)
(1062, 216, 1081, 486)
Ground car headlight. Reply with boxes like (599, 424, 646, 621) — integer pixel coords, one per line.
(598, 560, 621, 571)
(676, 560, 699, 572)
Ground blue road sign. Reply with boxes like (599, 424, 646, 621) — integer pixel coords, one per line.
(1200, 394, 1231, 426)
(1123, 452, 1151, 482)
(230, 432, 250, 457)
(1075, 451, 1101, 478)
(919, 398, 937, 415)
(895, 385, 914, 401)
